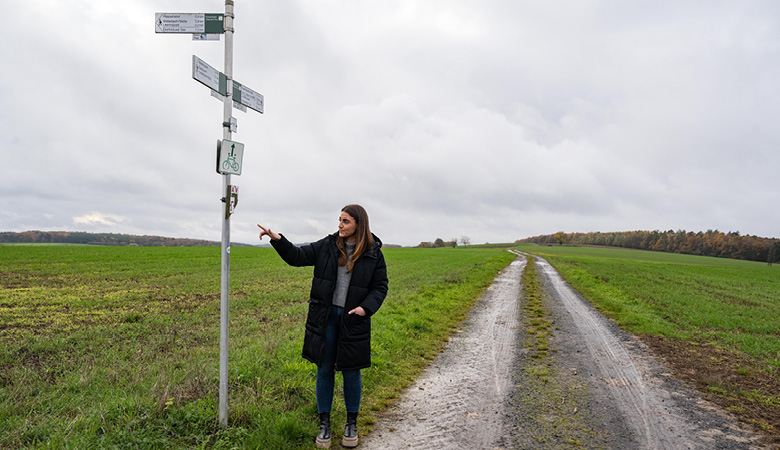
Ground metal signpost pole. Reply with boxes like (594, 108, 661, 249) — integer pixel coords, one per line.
(157, 1, 262, 427)
(219, 0, 234, 427)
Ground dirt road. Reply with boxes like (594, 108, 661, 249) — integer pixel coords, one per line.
(361, 252, 769, 449)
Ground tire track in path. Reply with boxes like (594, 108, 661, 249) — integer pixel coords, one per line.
(531, 253, 768, 450)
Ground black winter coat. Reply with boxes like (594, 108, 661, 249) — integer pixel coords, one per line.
(271, 232, 388, 371)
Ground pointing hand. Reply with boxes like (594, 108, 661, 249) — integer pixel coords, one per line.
(257, 224, 281, 241)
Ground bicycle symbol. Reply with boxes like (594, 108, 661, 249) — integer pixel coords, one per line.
(222, 155, 239, 172)
(222, 142, 240, 172)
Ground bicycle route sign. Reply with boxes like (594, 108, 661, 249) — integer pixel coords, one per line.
(218, 139, 244, 176)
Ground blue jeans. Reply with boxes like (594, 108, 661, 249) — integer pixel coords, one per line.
(316, 306, 362, 413)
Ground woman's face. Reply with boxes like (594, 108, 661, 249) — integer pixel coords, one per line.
(338, 211, 358, 242)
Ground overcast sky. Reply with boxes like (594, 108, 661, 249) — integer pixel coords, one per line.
(1, 1, 778, 246)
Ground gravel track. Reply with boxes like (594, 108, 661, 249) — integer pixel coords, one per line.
(531, 253, 767, 450)
(360, 252, 769, 449)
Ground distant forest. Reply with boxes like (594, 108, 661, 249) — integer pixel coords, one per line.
(519, 230, 780, 264)
(0, 231, 254, 247)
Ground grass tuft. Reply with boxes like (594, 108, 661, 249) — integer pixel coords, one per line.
(509, 254, 606, 449)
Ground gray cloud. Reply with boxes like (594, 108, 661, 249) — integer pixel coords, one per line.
(1, 1, 779, 247)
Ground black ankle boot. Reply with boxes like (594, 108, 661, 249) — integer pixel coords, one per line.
(316, 412, 331, 449)
(342, 411, 358, 448)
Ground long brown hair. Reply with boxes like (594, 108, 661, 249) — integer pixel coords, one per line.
(337, 204, 374, 272)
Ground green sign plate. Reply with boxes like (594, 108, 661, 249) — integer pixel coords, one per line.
(204, 14, 224, 34)
(232, 81, 265, 114)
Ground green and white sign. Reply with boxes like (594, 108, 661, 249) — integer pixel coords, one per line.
(155, 13, 224, 34)
(193, 55, 227, 95)
(193, 56, 265, 114)
(233, 82, 264, 114)
(218, 139, 244, 176)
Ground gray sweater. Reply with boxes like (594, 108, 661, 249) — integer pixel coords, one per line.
(332, 241, 355, 308)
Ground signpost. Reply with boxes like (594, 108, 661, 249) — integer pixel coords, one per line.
(157, 0, 264, 427)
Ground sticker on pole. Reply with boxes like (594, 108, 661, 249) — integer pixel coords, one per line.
(226, 185, 239, 219)
(218, 139, 244, 175)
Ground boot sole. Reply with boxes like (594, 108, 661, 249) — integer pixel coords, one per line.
(315, 437, 331, 449)
(341, 436, 358, 448)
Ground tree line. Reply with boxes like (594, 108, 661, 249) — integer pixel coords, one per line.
(0, 231, 232, 247)
(518, 229, 780, 264)
(416, 236, 471, 248)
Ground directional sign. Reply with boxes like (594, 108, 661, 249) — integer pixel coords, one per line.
(218, 139, 244, 176)
(193, 55, 227, 96)
(233, 82, 264, 114)
(155, 13, 224, 34)
(193, 56, 264, 114)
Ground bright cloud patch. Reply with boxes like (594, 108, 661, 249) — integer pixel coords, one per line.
(73, 213, 127, 227)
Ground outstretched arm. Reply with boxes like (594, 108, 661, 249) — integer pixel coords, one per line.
(260, 224, 323, 267)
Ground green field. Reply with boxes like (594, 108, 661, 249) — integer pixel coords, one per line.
(0, 245, 515, 449)
(517, 244, 780, 365)
(518, 243, 780, 437)
(5, 243, 779, 446)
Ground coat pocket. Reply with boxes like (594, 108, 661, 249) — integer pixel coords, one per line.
(305, 299, 328, 335)
(342, 313, 370, 341)
(302, 300, 328, 364)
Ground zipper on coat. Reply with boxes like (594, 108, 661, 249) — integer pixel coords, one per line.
(331, 241, 343, 372)
(335, 306, 344, 372)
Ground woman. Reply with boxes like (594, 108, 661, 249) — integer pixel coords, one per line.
(257, 204, 388, 449)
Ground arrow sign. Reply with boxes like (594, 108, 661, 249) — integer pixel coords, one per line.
(155, 13, 224, 34)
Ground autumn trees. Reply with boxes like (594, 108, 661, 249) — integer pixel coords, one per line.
(518, 229, 780, 264)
